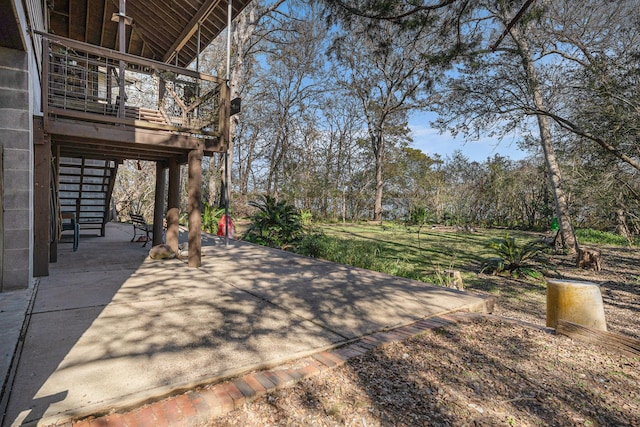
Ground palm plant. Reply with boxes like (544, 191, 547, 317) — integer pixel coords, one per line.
(244, 195, 303, 249)
(481, 234, 547, 278)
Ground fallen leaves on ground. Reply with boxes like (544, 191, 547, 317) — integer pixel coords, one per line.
(211, 316, 639, 426)
(210, 244, 640, 427)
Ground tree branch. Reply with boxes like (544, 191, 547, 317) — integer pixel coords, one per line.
(525, 109, 640, 171)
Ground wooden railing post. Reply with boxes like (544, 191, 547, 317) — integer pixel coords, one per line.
(218, 82, 230, 150)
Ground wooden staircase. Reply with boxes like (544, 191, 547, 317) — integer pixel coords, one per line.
(58, 157, 118, 237)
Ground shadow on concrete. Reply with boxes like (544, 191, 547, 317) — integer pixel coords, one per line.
(2, 222, 491, 426)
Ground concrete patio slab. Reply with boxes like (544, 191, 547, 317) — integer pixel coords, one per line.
(0, 288, 34, 419)
(1, 222, 493, 426)
(200, 242, 489, 339)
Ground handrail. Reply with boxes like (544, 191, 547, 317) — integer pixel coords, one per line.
(42, 32, 227, 138)
(35, 30, 225, 84)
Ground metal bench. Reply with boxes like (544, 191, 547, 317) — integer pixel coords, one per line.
(130, 213, 152, 247)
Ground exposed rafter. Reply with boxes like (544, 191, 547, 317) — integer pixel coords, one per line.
(162, 0, 222, 63)
(47, 0, 252, 67)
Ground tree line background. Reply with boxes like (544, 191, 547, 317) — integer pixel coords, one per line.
(113, 0, 640, 247)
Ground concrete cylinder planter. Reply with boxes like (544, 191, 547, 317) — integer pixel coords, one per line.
(546, 279, 607, 331)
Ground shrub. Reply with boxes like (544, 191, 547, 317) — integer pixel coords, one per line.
(406, 206, 430, 226)
(300, 210, 313, 226)
(481, 234, 547, 279)
(297, 230, 329, 258)
(244, 195, 303, 249)
(202, 201, 225, 233)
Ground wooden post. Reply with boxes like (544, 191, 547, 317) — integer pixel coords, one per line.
(50, 144, 60, 262)
(188, 146, 203, 267)
(218, 82, 230, 150)
(33, 117, 50, 276)
(101, 161, 119, 236)
(117, 0, 127, 120)
(166, 157, 180, 253)
(152, 161, 166, 246)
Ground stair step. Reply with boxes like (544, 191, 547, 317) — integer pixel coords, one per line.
(60, 189, 108, 194)
(59, 172, 112, 178)
(57, 156, 117, 237)
(139, 108, 171, 125)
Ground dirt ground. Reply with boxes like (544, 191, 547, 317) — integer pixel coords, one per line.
(209, 244, 640, 427)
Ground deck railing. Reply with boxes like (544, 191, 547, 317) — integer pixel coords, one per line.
(42, 34, 228, 138)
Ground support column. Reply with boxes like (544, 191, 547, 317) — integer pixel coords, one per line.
(188, 147, 203, 267)
(50, 144, 60, 263)
(117, 0, 127, 119)
(152, 161, 166, 246)
(33, 117, 50, 276)
(166, 157, 180, 253)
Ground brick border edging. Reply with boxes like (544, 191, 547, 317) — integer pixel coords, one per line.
(64, 313, 481, 427)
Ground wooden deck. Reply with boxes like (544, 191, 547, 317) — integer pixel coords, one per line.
(42, 34, 230, 163)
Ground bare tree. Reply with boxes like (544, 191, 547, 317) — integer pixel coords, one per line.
(329, 18, 448, 221)
(199, 0, 287, 209)
(434, 1, 580, 252)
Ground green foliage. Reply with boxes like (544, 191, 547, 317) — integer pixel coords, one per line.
(293, 223, 569, 286)
(297, 230, 329, 258)
(481, 234, 547, 279)
(300, 210, 313, 226)
(406, 206, 431, 226)
(244, 195, 304, 249)
(576, 228, 638, 246)
(297, 231, 379, 267)
(202, 201, 225, 233)
(296, 231, 419, 276)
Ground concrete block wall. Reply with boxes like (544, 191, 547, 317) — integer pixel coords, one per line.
(0, 46, 32, 291)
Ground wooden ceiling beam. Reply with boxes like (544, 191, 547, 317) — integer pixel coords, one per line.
(58, 145, 177, 162)
(56, 135, 186, 155)
(69, 0, 87, 41)
(85, 0, 90, 42)
(126, 24, 133, 54)
(162, 0, 222, 63)
(54, 136, 187, 161)
(45, 0, 252, 67)
(99, 0, 109, 46)
(129, 22, 167, 54)
(128, 2, 184, 38)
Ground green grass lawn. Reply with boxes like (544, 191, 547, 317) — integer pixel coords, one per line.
(240, 220, 638, 326)
(306, 222, 541, 285)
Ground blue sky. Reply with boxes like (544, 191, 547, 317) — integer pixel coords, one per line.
(408, 112, 530, 162)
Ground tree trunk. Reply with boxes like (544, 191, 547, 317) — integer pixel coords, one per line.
(208, 156, 221, 206)
(513, 28, 578, 253)
(373, 133, 384, 222)
(615, 199, 632, 245)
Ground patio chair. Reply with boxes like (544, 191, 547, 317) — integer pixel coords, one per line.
(61, 211, 79, 251)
